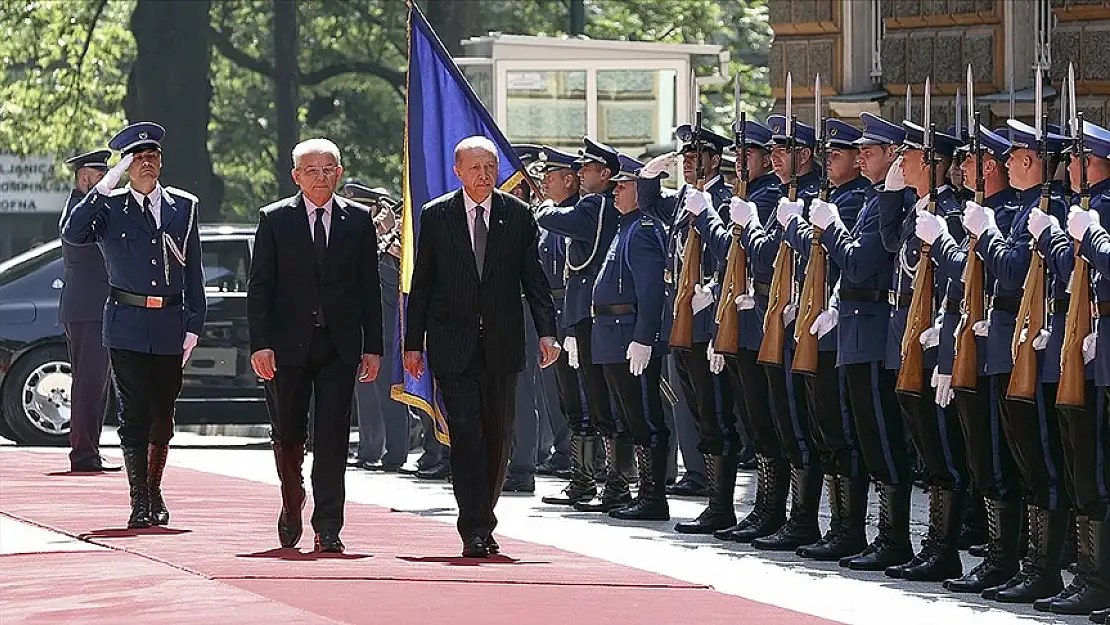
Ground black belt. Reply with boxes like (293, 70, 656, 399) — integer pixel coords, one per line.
(1098, 301, 1110, 317)
(110, 287, 182, 309)
(840, 288, 884, 303)
(943, 299, 962, 314)
(887, 291, 913, 308)
(753, 280, 771, 298)
(592, 303, 637, 317)
(990, 296, 1020, 314)
(550, 288, 566, 299)
(1051, 298, 1070, 314)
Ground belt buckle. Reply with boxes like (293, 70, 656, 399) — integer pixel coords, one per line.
(887, 291, 896, 307)
(664, 269, 673, 284)
(589, 305, 596, 318)
(145, 295, 164, 309)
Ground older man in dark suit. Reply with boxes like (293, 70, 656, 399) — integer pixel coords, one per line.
(404, 136, 559, 558)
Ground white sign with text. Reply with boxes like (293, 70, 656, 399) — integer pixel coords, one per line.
(0, 155, 68, 214)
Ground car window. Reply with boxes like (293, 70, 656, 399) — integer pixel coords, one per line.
(0, 240, 64, 287)
(202, 238, 250, 294)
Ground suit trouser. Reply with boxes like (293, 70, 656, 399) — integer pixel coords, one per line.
(997, 373, 1070, 510)
(66, 321, 111, 465)
(806, 352, 863, 478)
(573, 318, 621, 437)
(110, 348, 180, 449)
(552, 348, 590, 437)
(354, 296, 409, 466)
(602, 358, 669, 449)
(508, 363, 540, 480)
(270, 327, 357, 534)
(676, 344, 741, 456)
(895, 369, 968, 491)
(764, 346, 820, 471)
(667, 354, 705, 482)
(954, 375, 1021, 501)
(1058, 382, 1110, 520)
(536, 359, 571, 464)
(726, 348, 782, 460)
(437, 341, 516, 540)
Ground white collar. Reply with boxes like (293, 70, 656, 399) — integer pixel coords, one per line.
(305, 194, 334, 214)
(463, 190, 492, 213)
(912, 184, 950, 211)
(129, 183, 163, 209)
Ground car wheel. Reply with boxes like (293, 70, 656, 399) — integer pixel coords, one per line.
(2, 344, 72, 446)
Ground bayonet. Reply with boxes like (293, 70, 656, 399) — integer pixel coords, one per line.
(814, 73, 822, 133)
(955, 87, 963, 139)
(786, 72, 793, 137)
(905, 84, 912, 122)
(966, 65, 975, 135)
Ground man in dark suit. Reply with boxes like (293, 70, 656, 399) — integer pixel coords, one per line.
(404, 136, 559, 558)
(247, 138, 383, 553)
(58, 149, 119, 473)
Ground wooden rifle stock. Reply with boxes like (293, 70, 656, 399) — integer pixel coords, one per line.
(952, 234, 985, 391)
(1057, 249, 1091, 408)
(1006, 251, 1046, 403)
(792, 231, 825, 375)
(895, 242, 935, 395)
(669, 224, 702, 351)
(757, 241, 794, 366)
(714, 220, 746, 356)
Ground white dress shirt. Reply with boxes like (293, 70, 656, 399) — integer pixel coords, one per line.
(306, 195, 335, 243)
(130, 183, 164, 229)
(462, 191, 491, 248)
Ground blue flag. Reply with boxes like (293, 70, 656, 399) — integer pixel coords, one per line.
(391, 3, 528, 445)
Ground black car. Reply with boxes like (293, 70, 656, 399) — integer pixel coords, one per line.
(0, 225, 268, 446)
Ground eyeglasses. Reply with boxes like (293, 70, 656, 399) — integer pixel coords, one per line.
(298, 166, 338, 178)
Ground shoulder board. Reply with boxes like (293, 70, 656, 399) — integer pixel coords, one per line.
(639, 217, 655, 227)
(107, 187, 129, 198)
(164, 186, 199, 204)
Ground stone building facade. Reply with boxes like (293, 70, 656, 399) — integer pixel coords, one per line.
(768, 0, 1109, 131)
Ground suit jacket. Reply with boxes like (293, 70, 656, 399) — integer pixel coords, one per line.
(247, 193, 383, 367)
(404, 189, 557, 376)
(58, 189, 111, 324)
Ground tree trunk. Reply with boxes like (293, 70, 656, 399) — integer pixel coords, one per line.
(273, 0, 299, 197)
(125, 0, 223, 221)
(422, 0, 482, 56)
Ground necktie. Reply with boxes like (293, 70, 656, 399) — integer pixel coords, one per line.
(143, 196, 158, 232)
(473, 204, 487, 276)
(313, 207, 327, 268)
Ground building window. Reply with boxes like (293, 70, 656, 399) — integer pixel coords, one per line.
(597, 69, 677, 152)
(504, 70, 587, 153)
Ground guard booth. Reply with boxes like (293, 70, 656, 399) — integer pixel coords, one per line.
(455, 34, 728, 162)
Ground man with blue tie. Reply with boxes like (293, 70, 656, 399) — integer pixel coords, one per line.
(59, 148, 120, 473)
(61, 122, 206, 529)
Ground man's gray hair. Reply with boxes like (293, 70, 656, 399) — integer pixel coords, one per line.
(454, 136, 498, 165)
(293, 138, 342, 167)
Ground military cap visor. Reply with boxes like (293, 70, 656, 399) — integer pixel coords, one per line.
(1005, 119, 1069, 154)
(343, 182, 394, 202)
(1076, 120, 1110, 159)
(574, 136, 621, 173)
(65, 149, 111, 171)
(854, 112, 905, 147)
(675, 124, 731, 154)
(533, 146, 580, 172)
(824, 119, 863, 149)
(108, 122, 166, 155)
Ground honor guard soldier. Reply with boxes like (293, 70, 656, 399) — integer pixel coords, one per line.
(536, 137, 634, 513)
(696, 120, 790, 543)
(961, 118, 1072, 603)
(640, 123, 744, 535)
(61, 122, 205, 529)
(786, 118, 872, 562)
(59, 149, 120, 473)
(1040, 120, 1110, 617)
(720, 153, 738, 188)
(592, 158, 671, 521)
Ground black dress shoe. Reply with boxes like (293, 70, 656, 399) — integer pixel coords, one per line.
(462, 535, 489, 558)
(536, 461, 571, 477)
(381, 462, 404, 473)
(71, 457, 122, 472)
(502, 478, 535, 493)
(398, 463, 422, 475)
(314, 532, 345, 553)
(416, 462, 451, 480)
(666, 475, 707, 497)
(487, 536, 500, 555)
(356, 459, 384, 471)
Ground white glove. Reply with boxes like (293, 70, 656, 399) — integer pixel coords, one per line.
(735, 293, 756, 311)
(1026, 208, 1055, 241)
(1084, 332, 1097, 364)
(684, 187, 712, 217)
(1032, 328, 1050, 351)
(640, 152, 677, 179)
(961, 201, 996, 237)
(972, 309, 990, 337)
(782, 303, 798, 326)
(1068, 205, 1102, 241)
(884, 156, 906, 191)
(730, 197, 758, 229)
(919, 316, 942, 349)
(915, 209, 948, 245)
(707, 342, 725, 375)
(810, 308, 838, 339)
(692, 281, 716, 314)
(809, 199, 841, 231)
(776, 198, 803, 228)
(563, 336, 579, 369)
(94, 153, 134, 194)
(182, 332, 198, 367)
(627, 341, 652, 376)
(931, 368, 954, 408)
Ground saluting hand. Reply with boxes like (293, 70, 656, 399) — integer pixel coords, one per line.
(358, 353, 381, 382)
(251, 348, 277, 380)
(95, 153, 134, 195)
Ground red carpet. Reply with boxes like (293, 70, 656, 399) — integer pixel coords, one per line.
(0, 450, 842, 624)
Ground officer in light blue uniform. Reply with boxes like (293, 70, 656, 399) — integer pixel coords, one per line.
(1039, 119, 1110, 615)
(61, 122, 205, 530)
(536, 138, 634, 512)
(694, 120, 790, 543)
(592, 159, 671, 522)
(963, 118, 1072, 602)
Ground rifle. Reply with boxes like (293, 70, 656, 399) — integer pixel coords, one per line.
(896, 78, 936, 396)
(793, 74, 827, 376)
(757, 72, 797, 367)
(1007, 67, 1050, 403)
(714, 75, 749, 356)
(953, 66, 986, 392)
(1058, 63, 1091, 409)
(669, 71, 704, 351)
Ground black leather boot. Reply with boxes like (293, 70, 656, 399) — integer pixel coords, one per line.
(147, 443, 170, 526)
(1090, 607, 1110, 623)
(992, 505, 1068, 603)
(575, 437, 633, 512)
(842, 482, 914, 571)
(542, 434, 598, 505)
(898, 487, 966, 581)
(796, 475, 840, 557)
(610, 445, 669, 521)
(802, 476, 869, 561)
(751, 464, 821, 551)
(273, 442, 306, 548)
(716, 455, 789, 542)
(1036, 515, 1090, 612)
(122, 445, 152, 529)
(675, 454, 736, 533)
(946, 497, 1022, 592)
(1049, 518, 1110, 615)
(959, 491, 988, 550)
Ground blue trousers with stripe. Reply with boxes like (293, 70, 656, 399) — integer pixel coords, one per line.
(954, 374, 1020, 501)
(676, 344, 741, 457)
(998, 375, 1070, 511)
(897, 376, 968, 492)
(804, 351, 863, 478)
(602, 358, 669, 449)
(764, 346, 819, 471)
(844, 362, 910, 486)
(1057, 382, 1110, 521)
